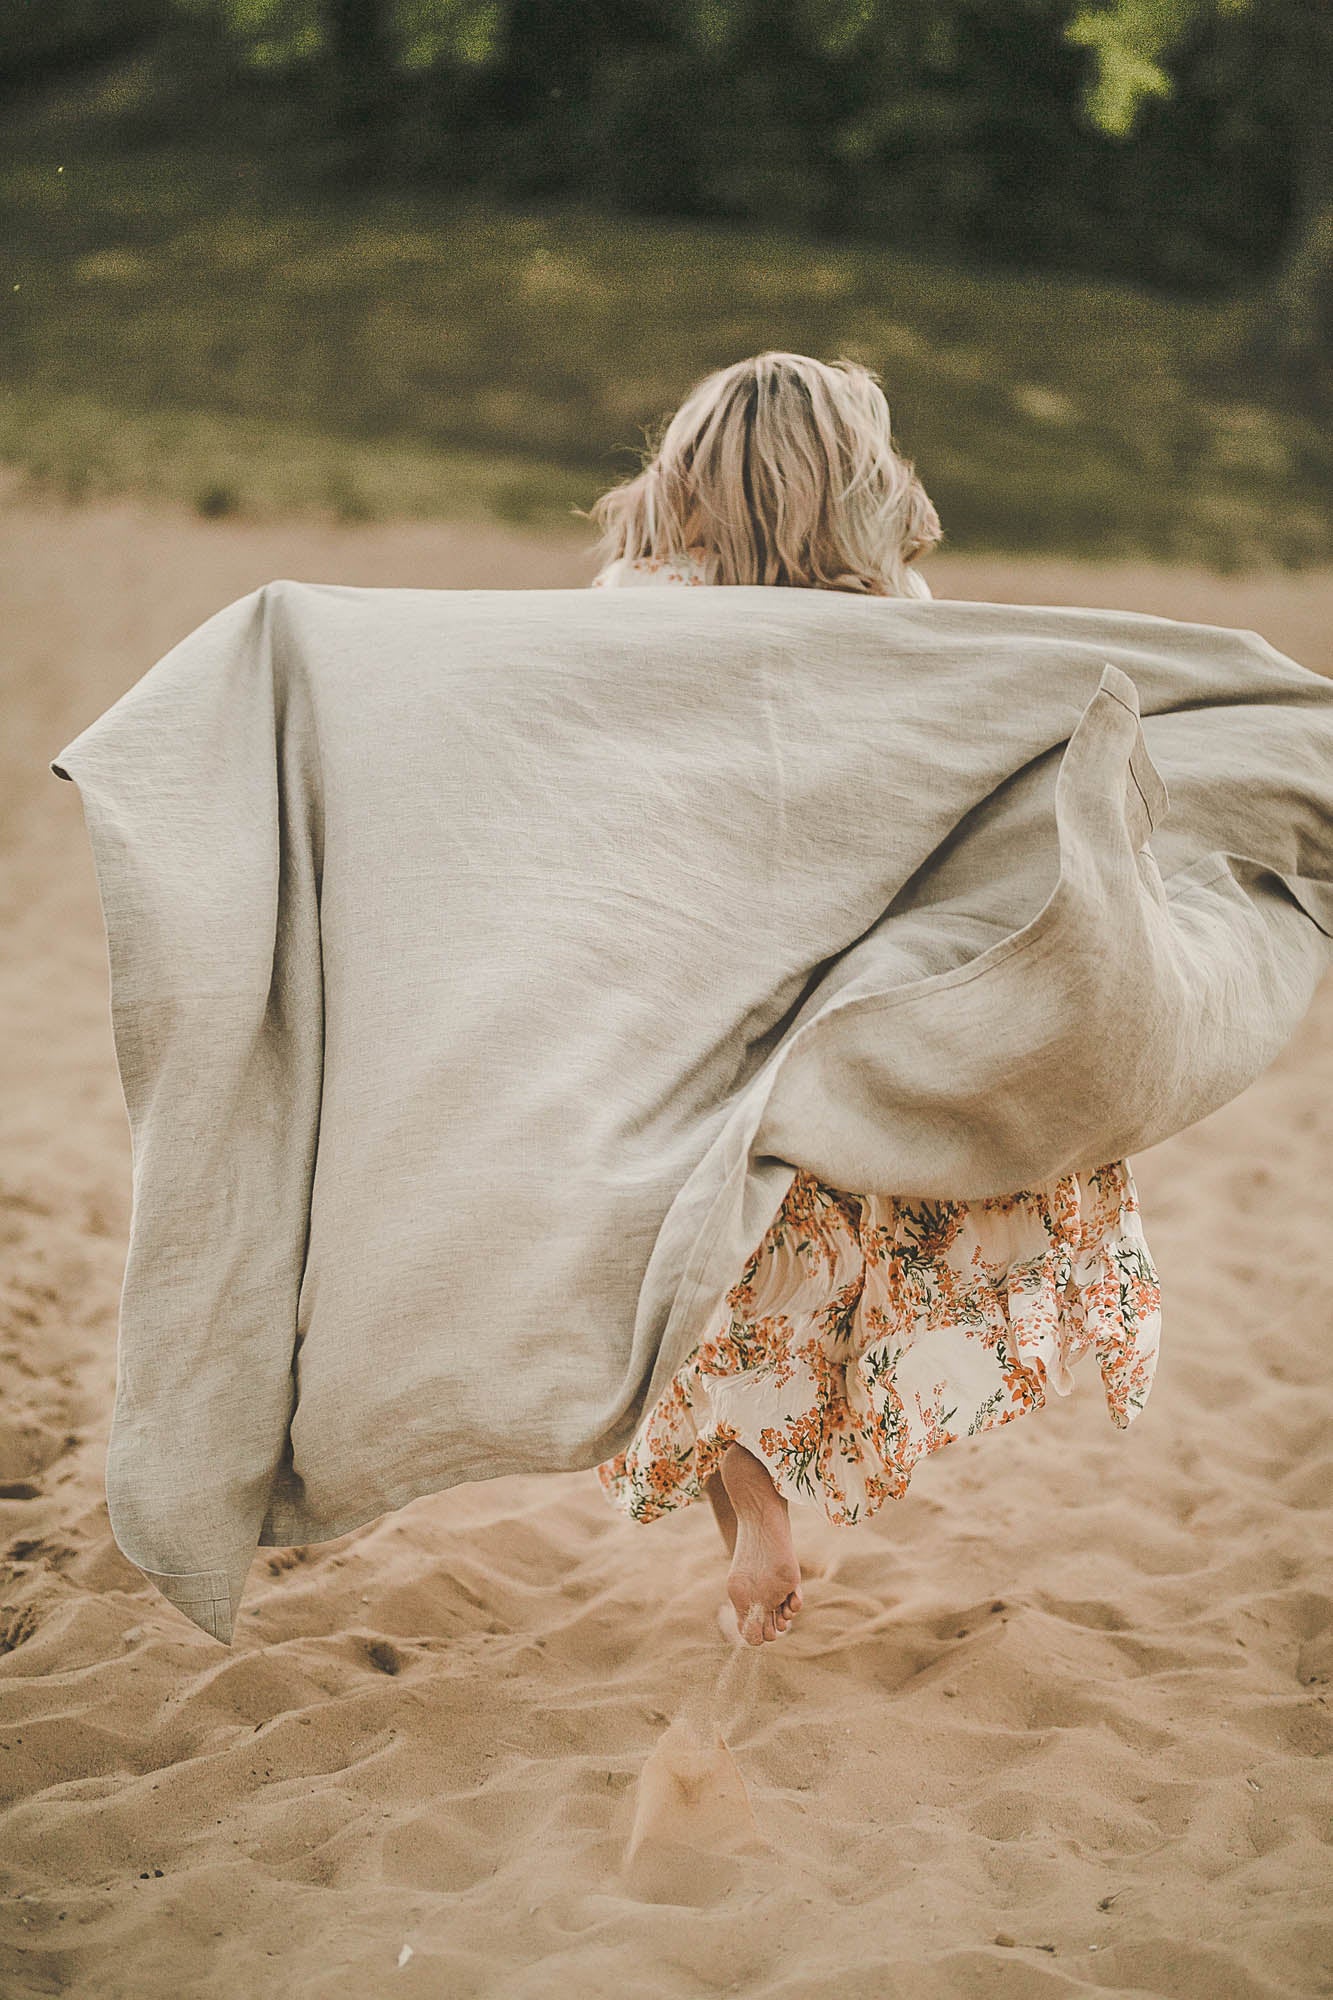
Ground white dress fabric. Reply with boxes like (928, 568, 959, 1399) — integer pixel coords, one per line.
(592, 554, 1163, 1524)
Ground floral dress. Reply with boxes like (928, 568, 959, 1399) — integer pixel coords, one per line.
(591, 552, 1163, 1526)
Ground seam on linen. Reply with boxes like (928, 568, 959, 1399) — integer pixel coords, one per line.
(1125, 756, 1156, 828)
(666, 1181, 751, 1391)
(773, 880, 1071, 1040)
(653, 1147, 793, 1410)
(1101, 683, 1164, 831)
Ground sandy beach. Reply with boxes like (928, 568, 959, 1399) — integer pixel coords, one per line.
(2, 483, 1331, 1999)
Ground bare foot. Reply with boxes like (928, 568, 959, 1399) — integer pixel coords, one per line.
(719, 1443, 803, 1645)
(704, 1469, 737, 1557)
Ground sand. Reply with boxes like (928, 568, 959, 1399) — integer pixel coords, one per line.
(2, 481, 1331, 1999)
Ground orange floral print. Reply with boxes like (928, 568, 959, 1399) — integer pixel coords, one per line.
(596, 1160, 1162, 1527)
(590, 552, 710, 587)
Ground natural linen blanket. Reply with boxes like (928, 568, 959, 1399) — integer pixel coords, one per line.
(51, 581, 1333, 1643)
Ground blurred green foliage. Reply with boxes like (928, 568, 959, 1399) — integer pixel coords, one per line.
(1, 127, 1326, 564)
(1, 0, 1325, 298)
(1067, 0, 1253, 135)
(1064, 0, 1328, 378)
(0, 1, 1325, 559)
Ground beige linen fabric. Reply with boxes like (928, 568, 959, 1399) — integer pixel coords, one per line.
(50, 582, 1333, 1641)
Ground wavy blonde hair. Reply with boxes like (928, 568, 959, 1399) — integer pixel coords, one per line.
(586, 351, 941, 596)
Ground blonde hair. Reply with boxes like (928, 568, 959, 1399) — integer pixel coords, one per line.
(585, 351, 941, 596)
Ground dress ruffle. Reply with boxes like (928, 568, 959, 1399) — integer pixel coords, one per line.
(597, 1161, 1162, 1526)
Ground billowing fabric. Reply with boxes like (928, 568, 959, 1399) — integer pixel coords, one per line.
(49, 580, 1333, 1640)
(593, 558, 1159, 1520)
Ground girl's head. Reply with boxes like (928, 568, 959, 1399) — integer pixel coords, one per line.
(587, 351, 940, 596)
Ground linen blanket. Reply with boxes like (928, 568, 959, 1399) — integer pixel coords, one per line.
(51, 582, 1333, 1641)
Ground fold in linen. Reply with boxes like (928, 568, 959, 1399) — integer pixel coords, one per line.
(51, 585, 325, 1638)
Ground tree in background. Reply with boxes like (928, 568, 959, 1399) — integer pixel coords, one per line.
(1066, 0, 1329, 388)
(2, 0, 1326, 356)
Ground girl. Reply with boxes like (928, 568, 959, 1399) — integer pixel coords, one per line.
(586, 353, 1162, 1646)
